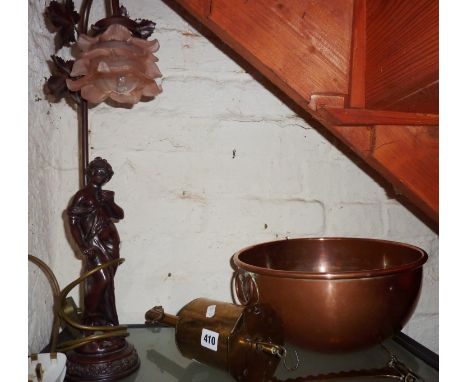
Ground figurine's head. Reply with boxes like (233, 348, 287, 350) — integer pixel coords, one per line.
(86, 157, 114, 186)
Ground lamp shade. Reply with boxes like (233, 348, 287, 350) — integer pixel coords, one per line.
(67, 24, 162, 105)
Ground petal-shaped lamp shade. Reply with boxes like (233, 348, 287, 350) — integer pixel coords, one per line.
(67, 24, 162, 105)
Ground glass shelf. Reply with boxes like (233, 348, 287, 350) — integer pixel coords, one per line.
(117, 326, 438, 382)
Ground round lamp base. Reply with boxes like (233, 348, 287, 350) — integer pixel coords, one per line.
(65, 340, 140, 381)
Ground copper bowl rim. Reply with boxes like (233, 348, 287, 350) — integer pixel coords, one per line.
(233, 237, 428, 280)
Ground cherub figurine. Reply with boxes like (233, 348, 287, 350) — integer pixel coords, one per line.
(67, 157, 123, 327)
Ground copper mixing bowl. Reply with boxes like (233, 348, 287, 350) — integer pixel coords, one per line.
(233, 237, 427, 352)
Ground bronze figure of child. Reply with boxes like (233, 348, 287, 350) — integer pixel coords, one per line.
(67, 157, 124, 328)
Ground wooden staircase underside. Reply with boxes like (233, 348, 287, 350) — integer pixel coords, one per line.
(171, 0, 439, 223)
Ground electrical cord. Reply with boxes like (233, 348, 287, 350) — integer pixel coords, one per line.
(28, 255, 129, 353)
(28, 255, 61, 353)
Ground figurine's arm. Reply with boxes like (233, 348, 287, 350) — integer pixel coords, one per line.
(68, 193, 97, 254)
(102, 190, 124, 219)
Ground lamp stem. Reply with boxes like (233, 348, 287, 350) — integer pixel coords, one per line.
(78, 0, 93, 34)
(77, 0, 93, 187)
(77, 0, 121, 186)
(111, 0, 120, 16)
(80, 100, 89, 187)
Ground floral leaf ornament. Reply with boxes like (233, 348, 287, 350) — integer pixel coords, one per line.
(133, 19, 156, 39)
(90, 7, 156, 40)
(45, 0, 80, 50)
(46, 55, 80, 102)
(66, 24, 162, 105)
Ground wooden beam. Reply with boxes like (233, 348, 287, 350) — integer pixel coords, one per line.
(171, 0, 439, 222)
(370, 125, 438, 221)
(328, 124, 438, 221)
(322, 108, 439, 126)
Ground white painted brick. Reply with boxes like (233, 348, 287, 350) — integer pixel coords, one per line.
(132, 0, 194, 31)
(403, 314, 438, 353)
(427, 238, 439, 282)
(326, 203, 383, 237)
(138, 76, 295, 120)
(205, 199, 324, 237)
(303, 160, 389, 203)
(157, 30, 246, 77)
(414, 276, 438, 315)
(386, 203, 435, 237)
(209, 119, 284, 154)
(129, 195, 208, 235)
(115, 232, 239, 319)
(28, 265, 54, 354)
(275, 119, 333, 159)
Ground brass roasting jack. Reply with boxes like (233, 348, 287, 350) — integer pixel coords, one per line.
(145, 298, 295, 382)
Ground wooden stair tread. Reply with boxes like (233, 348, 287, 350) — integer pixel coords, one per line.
(321, 108, 439, 126)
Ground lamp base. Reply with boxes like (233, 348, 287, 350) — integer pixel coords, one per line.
(65, 339, 140, 381)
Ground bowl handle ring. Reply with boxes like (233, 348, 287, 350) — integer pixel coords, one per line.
(234, 270, 259, 306)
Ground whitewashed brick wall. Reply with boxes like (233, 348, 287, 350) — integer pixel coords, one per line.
(28, 0, 438, 354)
